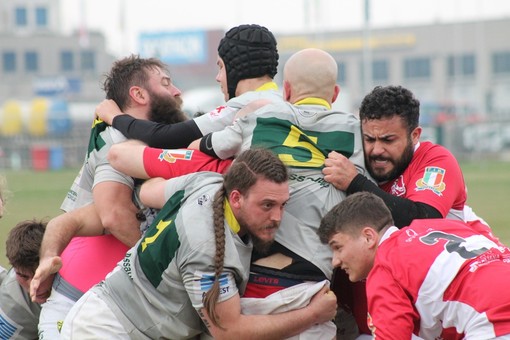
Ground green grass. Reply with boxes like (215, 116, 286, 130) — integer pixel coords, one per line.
(461, 160, 510, 243)
(0, 160, 509, 268)
(1, 168, 79, 267)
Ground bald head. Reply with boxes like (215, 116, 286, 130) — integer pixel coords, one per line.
(283, 48, 339, 105)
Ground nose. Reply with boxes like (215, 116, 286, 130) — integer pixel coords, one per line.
(270, 206, 284, 223)
(170, 84, 182, 97)
(331, 252, 342, 269)
(370, 140, 385, 156)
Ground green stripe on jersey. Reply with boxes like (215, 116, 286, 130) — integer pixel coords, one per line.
(138, 190, 185, 288)
(252, 117, 355, 169)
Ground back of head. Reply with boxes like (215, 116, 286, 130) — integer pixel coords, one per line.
(223, 148, 288, 195)
(283, 48, 338, 103)
(102, 54, 169, 111)
(218, 24, 279, 100)
(6, 219, 46, 273)
(318, 192, 393, 244)
(359, 85, 420, 132)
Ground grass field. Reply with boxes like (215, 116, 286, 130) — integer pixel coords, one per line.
(0, 160, 509, 268)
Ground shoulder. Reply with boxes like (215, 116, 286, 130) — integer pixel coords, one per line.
(228, 89, 282, 108)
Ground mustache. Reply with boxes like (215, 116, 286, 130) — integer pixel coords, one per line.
(368, 155, 391, 162)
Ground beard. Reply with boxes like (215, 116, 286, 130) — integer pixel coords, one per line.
(250, 233, 274, 255)
(367, 138, 414, 183)
(147, 89, 188, 124)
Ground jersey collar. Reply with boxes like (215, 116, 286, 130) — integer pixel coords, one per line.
(294, 97, 331, 110)
(224, 199, 241, 234)
(255, 81, 279, 92)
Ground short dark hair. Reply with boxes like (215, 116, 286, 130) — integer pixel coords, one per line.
(318, 192, 393, 244)
(102, 54, 169, 111)
(359, 85, 420, 133)
(6, 219, 46, 273)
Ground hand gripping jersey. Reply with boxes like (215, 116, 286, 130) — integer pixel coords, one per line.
(368, 219, 510, 339)
(379, 141, 467, 220)
(92, 172, 252, 339)
(193, 82, 282, 136)
(203, 99, 367, 279)
(0, 268, 41, 340)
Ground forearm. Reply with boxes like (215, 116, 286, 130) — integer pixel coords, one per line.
(40, 205, 102, 258)
(112, 115, 203, 148)
(347, 174, 442, 228)
(210, 308, 323, 340)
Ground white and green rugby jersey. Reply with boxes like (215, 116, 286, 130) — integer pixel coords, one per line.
(93, 172, 252, 339)
(193, 82, 282, 136)
(206, 100, 368, 279)
(0, 268, 41, 340)
(61, 119, 134, 212)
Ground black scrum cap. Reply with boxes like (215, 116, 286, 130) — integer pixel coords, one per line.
(217, 24, 279, 100)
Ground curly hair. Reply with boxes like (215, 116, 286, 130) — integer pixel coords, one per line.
(102, 54, 169, 111)
(203, 148, 288, 328)
(359, 85, 420, 133)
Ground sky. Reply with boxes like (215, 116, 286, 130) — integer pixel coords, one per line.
(60, 0, 510, 57)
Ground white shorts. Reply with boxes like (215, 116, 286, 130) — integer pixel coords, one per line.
(38, 288, 75, 339)
(60, 289, 130, 339)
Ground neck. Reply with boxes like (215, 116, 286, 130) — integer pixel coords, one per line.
(124, 106, 149, 120)
(235, 76, 273, 96)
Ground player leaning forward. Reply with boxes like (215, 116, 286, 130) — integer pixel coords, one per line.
(60, 148, 337, 339)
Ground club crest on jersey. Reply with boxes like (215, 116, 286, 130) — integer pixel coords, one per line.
(209, 105, 227, 117)
(415, 166, 446, 196)
(157, 149, 194, 164)
(390, 175, 406, 196)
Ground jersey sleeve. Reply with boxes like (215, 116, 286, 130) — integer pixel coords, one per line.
(367, 265, 419, 339)
(202, 121, 244, 160)
(112, 115, 203, 149)
(193, 105, 239, 136)
(404, 146, 466, 217)
(92, 128, 133, 189)
(143, 148, 232, 179)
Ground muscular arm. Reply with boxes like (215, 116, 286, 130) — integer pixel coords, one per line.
(346, 174, 442, 228)
(108, 140, 150, 179)
(200, 286, 337, 339)
(30, 204, 103, 303)
(93, 181, 141, 247)
(112, 115, 203, 149)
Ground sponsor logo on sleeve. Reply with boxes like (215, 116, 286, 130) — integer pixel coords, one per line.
(193, 271, 236, 301)
(157, 149, 194, 164)
(208, 106, 235, 120)
(415, 167, 446, 196)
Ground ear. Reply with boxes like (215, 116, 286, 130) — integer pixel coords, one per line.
(361, 226, 379, 249)
(283, 80, 292, 102)
(331, 84, 340, 104)
(411, 126, 422, 145)
(228, 189, 242, 209)
(129, 86, 148, 105)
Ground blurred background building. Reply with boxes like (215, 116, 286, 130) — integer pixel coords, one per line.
(1, 0, 510, 171)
